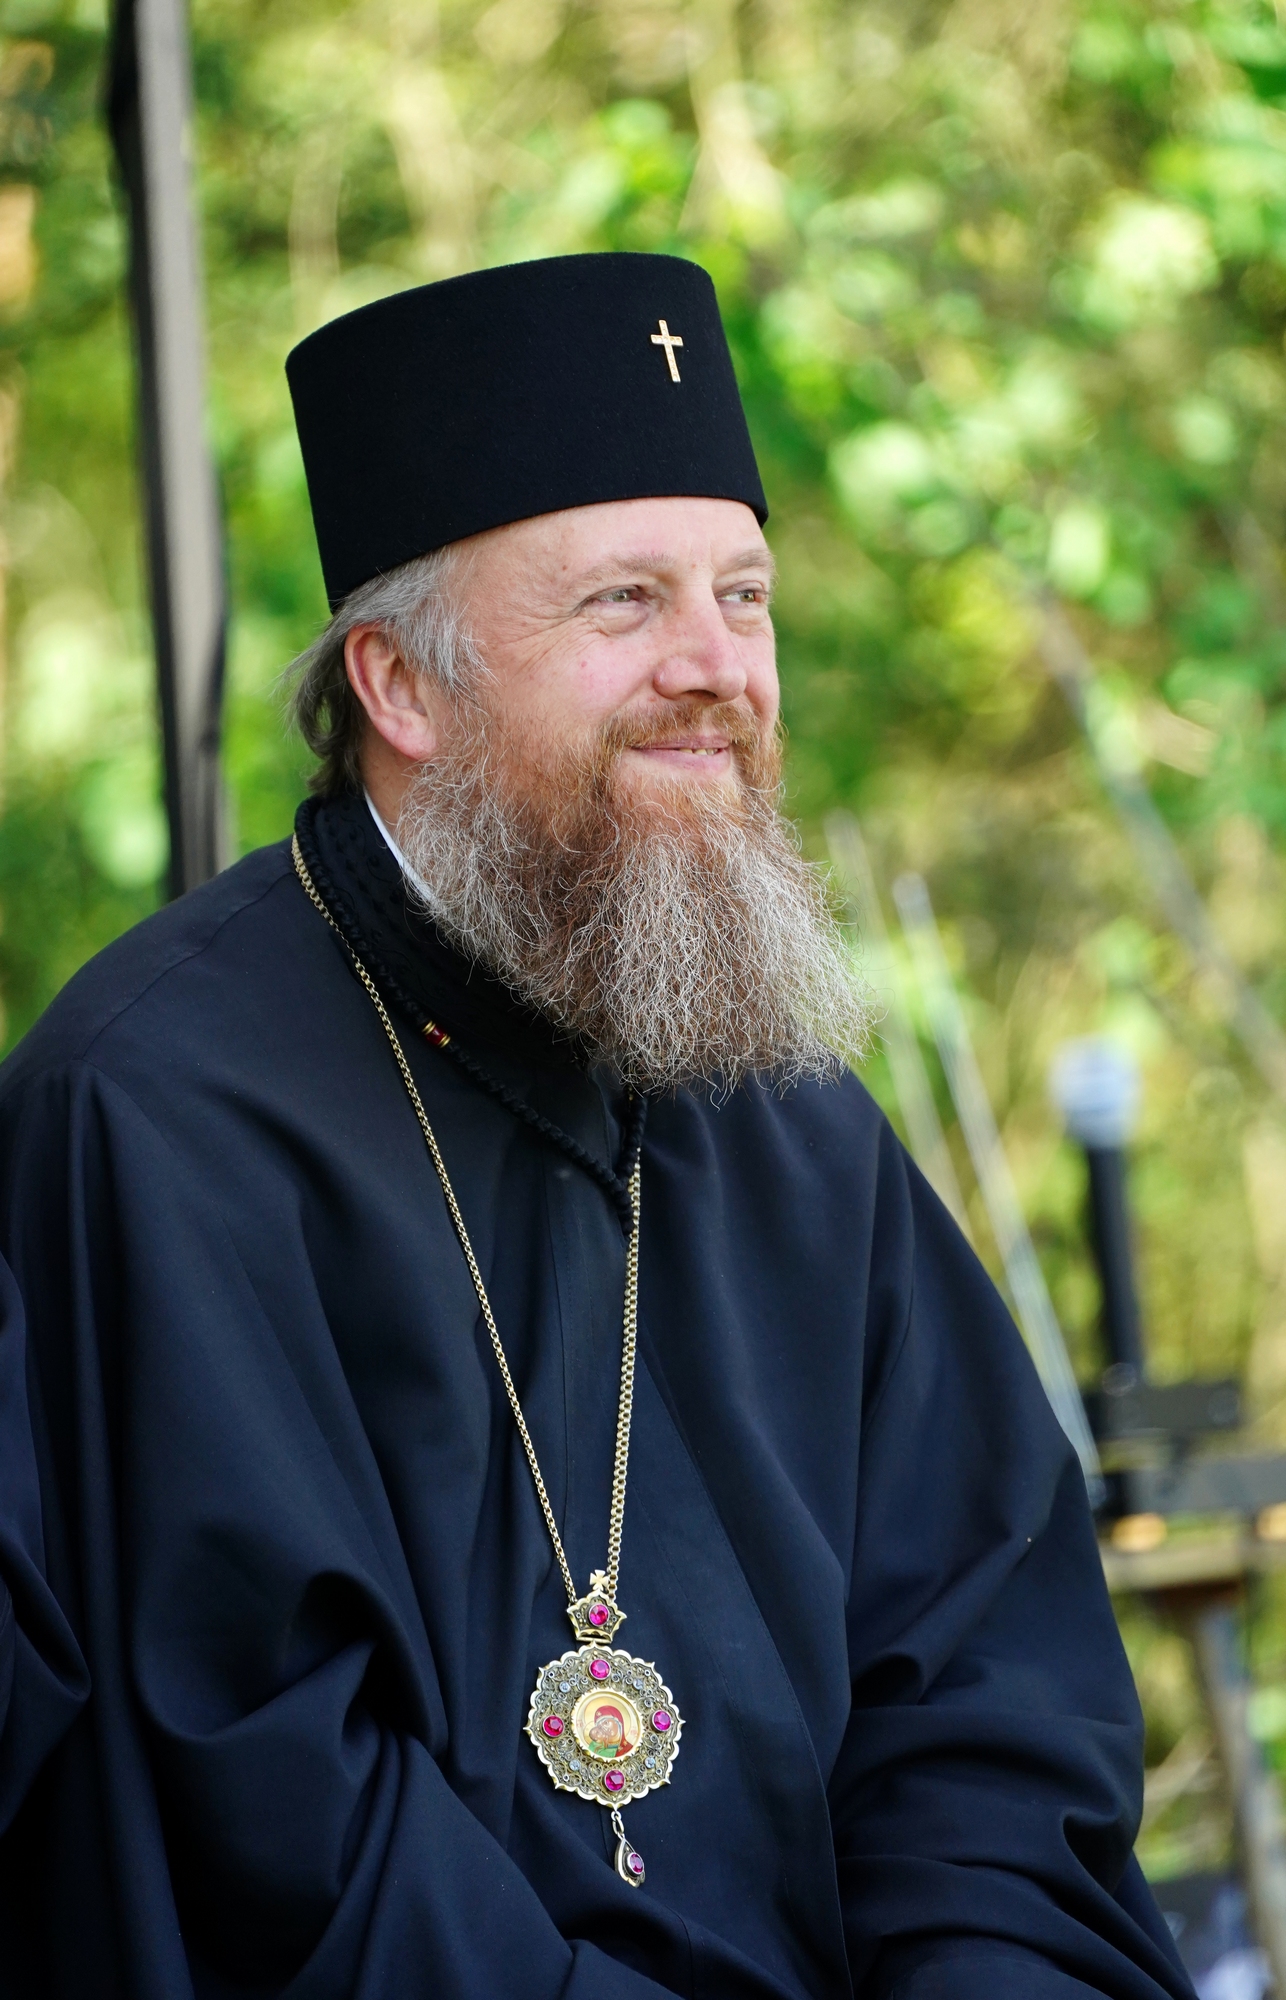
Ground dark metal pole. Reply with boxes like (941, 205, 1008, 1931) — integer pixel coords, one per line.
(1049, 1040, 1146, 1380)
(107, 0, 226, 900)
(1083, 1146, 1147, 1378)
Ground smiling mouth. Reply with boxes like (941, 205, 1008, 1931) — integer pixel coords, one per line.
(632, 741, 730, 757)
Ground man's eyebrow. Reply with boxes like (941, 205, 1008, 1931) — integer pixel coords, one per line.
(571, 551, 668, 591)
(725, 545, 778, 586)
(571, 545, 778, 592)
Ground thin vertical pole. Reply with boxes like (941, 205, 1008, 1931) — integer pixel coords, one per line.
(108, 0, 226, 899)
(1182, 1596, 1286, 1994)
(825, 811, 973, 1240)
(893, 870, 1103, 1501)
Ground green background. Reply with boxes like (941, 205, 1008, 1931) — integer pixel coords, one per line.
(9, 0, 1286, 1877)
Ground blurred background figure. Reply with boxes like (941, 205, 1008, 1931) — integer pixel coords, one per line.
(5, 0, 1286, 1982)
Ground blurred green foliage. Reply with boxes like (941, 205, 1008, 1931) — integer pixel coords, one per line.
(7, 0, 1286, 1875)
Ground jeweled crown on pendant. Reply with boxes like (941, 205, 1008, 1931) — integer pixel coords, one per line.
(568, 1569, 627, 1643)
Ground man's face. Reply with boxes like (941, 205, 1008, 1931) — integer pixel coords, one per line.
(349, 492, 870, 1092)
(352, 496, 779, 810)
(452, 495, 778, 794)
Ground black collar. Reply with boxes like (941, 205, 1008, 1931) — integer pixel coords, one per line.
(294, 791, 644, 1228)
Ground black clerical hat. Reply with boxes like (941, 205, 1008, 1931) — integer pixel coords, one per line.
(286, 253, 767, 609)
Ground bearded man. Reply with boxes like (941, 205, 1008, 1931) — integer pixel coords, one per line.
(0, 255, 1193, 2000)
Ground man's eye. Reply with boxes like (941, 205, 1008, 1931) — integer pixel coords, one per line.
(599, 588, 637, 604)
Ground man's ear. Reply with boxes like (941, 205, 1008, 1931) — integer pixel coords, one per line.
(346, 624, 443, 764)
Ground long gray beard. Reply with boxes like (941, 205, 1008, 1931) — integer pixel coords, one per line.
(394, 738, 873, 1094)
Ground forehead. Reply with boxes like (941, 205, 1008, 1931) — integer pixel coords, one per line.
(464, 494, 771, 586)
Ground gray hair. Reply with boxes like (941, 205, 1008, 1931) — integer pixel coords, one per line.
(286, 545, 481, 796)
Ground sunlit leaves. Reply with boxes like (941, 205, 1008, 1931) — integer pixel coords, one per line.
(7, 0, 1286, 1453)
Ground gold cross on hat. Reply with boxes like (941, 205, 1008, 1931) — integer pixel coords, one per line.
(650, 319, 684, 382)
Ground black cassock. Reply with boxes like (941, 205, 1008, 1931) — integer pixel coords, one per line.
(0, 792, 1193, 2000)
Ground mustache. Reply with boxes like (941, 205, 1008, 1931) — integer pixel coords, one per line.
(455, 695, 784, 853)
(597, 697, 769, 761)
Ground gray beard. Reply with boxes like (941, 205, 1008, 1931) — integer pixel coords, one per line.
(394, 729, 873, 1094)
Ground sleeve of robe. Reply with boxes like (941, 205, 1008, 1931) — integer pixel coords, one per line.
(0, 1249, 88, 1838)
(0, 1059, 694, 2000)
(831, 1131, 1194, 2000)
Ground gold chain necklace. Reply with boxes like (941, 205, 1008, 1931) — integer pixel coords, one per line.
(292, 836, 682, 1888)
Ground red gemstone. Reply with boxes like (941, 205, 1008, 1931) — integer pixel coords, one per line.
(652, 1709, 672, 1732)
(589, 1658, 611, 1680)
(542, 1715, 564, 1738)
(588, 1604, 609, 1627)
(603, 1769, 624, 1793)
(628, 1852, 645, 1875)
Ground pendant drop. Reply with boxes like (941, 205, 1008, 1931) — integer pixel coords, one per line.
(611, 1808, 645, 1888)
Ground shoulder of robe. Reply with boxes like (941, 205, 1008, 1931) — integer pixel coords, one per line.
(652, 1065, 906, 1202)
(673, 1064, 893, 1151)
(0, 839, 298, 1092)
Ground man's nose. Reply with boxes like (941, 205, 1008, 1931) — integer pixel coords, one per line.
(650, 594, 749, 703)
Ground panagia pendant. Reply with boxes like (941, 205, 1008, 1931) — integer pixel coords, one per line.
(526, 1643, 682, 1808)
(525, 1575, 682, 1885)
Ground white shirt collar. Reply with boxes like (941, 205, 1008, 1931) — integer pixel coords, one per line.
(364, 790, 434, 904)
